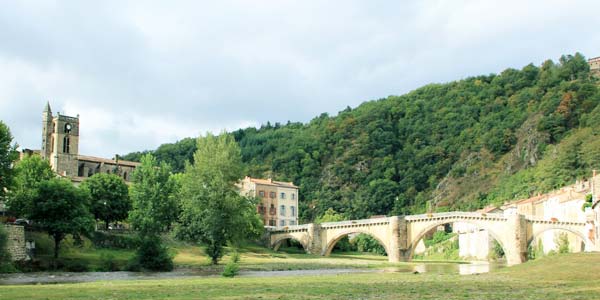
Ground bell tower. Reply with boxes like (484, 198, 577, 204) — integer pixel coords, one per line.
(41, 102, 80, 176)
(41, 101, 53, 160)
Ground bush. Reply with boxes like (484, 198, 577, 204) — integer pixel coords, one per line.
(129, 236, 173, 271)
(92, 231, 139, 249)
(352, 234, 386, 255)
(230, 251, 240, 263)
(0, 225, 12, 271)
(99, 253, 120, 271)
(556, 232, 570, 254)
(222, 261, 239, 277)
(63, 260, 90, 272)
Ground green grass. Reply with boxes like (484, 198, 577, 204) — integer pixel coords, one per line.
(1, 253, 599, 299)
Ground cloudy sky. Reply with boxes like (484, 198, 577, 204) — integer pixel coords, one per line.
(1, 1, 599, 158)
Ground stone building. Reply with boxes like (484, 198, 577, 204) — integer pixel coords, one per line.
(457, 172, 600, 259)
(239, 176, 299, 227)
(589, 56, 600, 76)
(39, 102, 139, 184)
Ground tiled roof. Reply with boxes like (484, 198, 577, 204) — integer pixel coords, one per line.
(245, 176, 298, 188)
(77, 155, 141, 167)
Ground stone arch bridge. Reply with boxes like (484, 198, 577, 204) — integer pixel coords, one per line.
(267, 212, 597, 265)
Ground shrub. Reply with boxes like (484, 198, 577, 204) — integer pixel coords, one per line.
(99, 253, 120, 271)
(556, 232, 570, 254)
(230, 251, 240, 263)
(222, 261, 239, 277)
(352, 234, 386, 255)
(0, 225, 12, 271)
(129, 236, 173, 271)
(63, 260, 90, 272)
(92, 231, 139, 249)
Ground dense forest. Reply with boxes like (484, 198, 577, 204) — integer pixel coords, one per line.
(122, 53, 600, 222)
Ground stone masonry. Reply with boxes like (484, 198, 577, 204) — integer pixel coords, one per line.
(4, 225, 27, 261)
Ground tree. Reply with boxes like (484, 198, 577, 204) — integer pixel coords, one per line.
(6, 155, 54, 217)
(0, 121, 18, 202)
(129, 154, 179, 234)
(178, 133, 262, 264)
(80, 173, 131, 230)
(30, 178, 94, 259)
(128, 154, 177, 271)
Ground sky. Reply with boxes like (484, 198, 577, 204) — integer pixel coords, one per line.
(1, 0, 599, 158)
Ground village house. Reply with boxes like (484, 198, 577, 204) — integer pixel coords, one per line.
(239, 176, 299, 227)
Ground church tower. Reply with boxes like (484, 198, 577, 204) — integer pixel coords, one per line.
(41, 103, 80, 176)
(41, 102, 53, 160)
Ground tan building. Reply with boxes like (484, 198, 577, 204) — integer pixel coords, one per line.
(239, 176, 299, 227)
(39, 102, 139, 183)
(589, 57, 600, 76)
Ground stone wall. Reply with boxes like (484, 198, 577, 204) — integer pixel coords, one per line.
(3, 225, 27, 261)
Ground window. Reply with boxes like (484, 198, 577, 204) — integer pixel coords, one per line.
(63, 136, 70, 153)
(269, 220, 276, 226)
(269, 204, 276, 215)
(289, 220, 296, 226)
(257, 204, 266, 214)
(280, 205, 286, 216)
(290, 206, 296, 217)
(269, 192, 276, 199)
(259, 190, 265, 197)
(280, 192, 286, 199)
(291, 193, 295, 200)
(279, 220, 285, 227)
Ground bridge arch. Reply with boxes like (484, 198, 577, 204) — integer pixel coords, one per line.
(408, 219, 508, 260)
(272, 234, 309, 253)
(527, 226, 590, 251)
(322, 229, 390, 256)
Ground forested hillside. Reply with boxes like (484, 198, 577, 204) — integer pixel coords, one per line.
(122, 53, 600, 222)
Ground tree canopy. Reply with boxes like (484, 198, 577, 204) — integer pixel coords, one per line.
(6, 155, 54, 217)
(80, 173, 131, 229)
(129, 154, 178, 235)
(177, 133, 262, 264)
(123, 53, 600, 221)
(0, 121, 17, 202)
(30, 178, 94, 259)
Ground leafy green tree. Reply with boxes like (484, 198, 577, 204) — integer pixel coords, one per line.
(315, 208, 345, 223)
(0, 121, 18, 203)
(129, 154, 179, 234)
(30, 178, 94, 259)
(6, 155, 54, 217)
(80, 173, 131, 230)
(178, 133, 262, 265)
(128, 154, 177, 271)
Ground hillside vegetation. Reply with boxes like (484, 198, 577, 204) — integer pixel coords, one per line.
(122, 53, 600, 221)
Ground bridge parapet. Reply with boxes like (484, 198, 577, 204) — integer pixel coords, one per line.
(523, 215, 586, 226)
(320, 218, 390, 229)
(405, 211, 506, 222)
(267, 224, 310, 233)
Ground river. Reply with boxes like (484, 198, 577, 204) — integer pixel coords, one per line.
(0, 262, 505, 285)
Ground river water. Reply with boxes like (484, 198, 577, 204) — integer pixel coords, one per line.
(0, 262, 505, 285)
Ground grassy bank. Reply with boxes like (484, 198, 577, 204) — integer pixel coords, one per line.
(1, 253, 599, 299)
(23, 232, 397, 272)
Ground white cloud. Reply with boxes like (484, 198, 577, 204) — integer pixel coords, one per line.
(1, 0, 599, 157)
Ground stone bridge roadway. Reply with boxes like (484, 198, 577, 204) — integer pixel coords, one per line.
(266, 212, 597, 265)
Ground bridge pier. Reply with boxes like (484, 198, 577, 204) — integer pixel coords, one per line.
(505, 214, 528, 265)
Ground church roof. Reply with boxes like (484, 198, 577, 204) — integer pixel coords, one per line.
(77, 155, 141, 167)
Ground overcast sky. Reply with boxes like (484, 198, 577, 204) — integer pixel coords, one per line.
(1, 1, 599, 158)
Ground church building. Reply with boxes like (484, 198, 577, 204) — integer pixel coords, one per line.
(35, 102, 139, 183)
